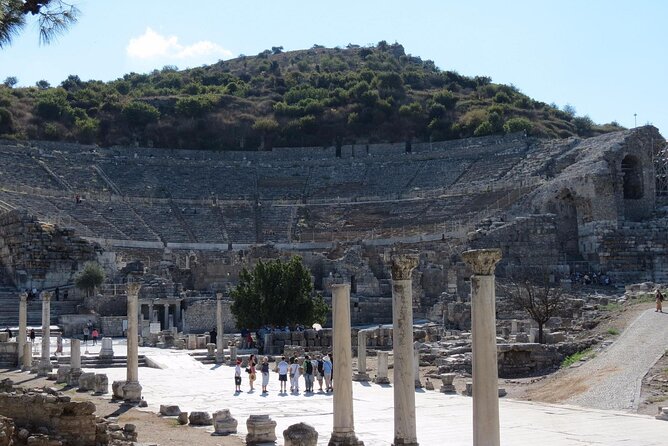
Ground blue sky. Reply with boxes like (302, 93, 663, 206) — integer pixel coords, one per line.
(1, 0, 666, 136)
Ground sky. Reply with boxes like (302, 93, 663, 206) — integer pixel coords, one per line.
(1, 0, 666, 136)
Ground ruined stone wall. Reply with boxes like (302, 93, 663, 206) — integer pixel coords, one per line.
(0, 392, 99, 446)
(0, 210, 97, 289)
(183, 298, 235, 333)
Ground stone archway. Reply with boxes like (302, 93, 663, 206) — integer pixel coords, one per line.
(621, 155, 644, 199)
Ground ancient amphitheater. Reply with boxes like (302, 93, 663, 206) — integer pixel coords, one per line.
(0, 126, 666, 330)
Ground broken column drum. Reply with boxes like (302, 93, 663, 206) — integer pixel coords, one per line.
(328, 283, 363, 446)
(123, 282, 142, 403)
(353, 330, 370, 381)
(375, 351, 390, 384)
(462, 248, 502, 446)
(37, 291, 53, 377)
(390, 254, 419, 446)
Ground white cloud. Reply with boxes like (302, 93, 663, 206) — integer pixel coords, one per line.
(126, 28, 232, 61)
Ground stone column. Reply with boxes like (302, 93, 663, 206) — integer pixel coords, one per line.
(390, 254, 419, 446)
(329, 284, 362, 446)
(18, 292, 27, 367)
(413, 341, 422, 389)
(21, 341, 32, 371)
(462, 248, 502, 446)
(374, 351, 390, 384)
(216, 292, 224, 364)
(69, 339, 82, 385)
(123, 282, 142, 403)
(37, 291, 53, 377)
(353, 330, 369, 381)
(163, 304, 169, 330)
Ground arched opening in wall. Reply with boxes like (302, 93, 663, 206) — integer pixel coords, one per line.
(621, 155, 644, 199)
(549, 189, 580, 259)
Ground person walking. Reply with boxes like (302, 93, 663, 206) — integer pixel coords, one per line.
(92, 328, 99, 346)
(83, 326, 89, 345)
(656, 289, 664, 313)
(302, 355, 314, 393)
(316, 354, 325, 392)
(248, 354, 257, 392)
(289, 356, 300, 393)
(234, 359, 242, 393)
(260, 356, 270, 394)
(323, 354, 333, 392)
(277, 356, 289, 393)
(29, 328, 35, 343)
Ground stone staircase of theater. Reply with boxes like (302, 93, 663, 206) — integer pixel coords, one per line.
(0, 291, 82, 327)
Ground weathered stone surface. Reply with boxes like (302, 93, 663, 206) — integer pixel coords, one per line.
(212, 409, 237, 435)
(93, 374, 108, 394)
(159, 405, 181, 416)
(112, 380, 126, 399)
(283, 422, 318, 446)
(188, 411, 212, 426)
(177, 412, 188, 425)
(56, 366, 71, 384)
(246, 414, 277, 444)
(78, 373, 96, 392)
(0, 415, 15, 446)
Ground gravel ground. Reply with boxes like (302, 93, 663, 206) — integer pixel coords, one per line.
(563, 309, 668, 411)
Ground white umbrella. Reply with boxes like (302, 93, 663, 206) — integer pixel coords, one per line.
(312, 323, 323, 331)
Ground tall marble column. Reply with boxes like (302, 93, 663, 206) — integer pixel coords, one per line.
(21, 342, 32, 371)
(37, 291, 53, 376)
(353, 330, 369, 381)
(462, 248, 502, 446)
(123, 282, 142, 402)
(328, 284, 363, 446)
(216, 292, 224, 364)
(18, 292, 27, 367)
(390, 254, 419, 446)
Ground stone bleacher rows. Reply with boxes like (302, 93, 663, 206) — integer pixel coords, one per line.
(0, 133, 554, 244)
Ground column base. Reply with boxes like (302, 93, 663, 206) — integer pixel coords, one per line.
(440, 385, 456, 393)
(392, 439, 418, 446)
(373, 377, 390, 385)
(329, 431, 364, 446)
(215, 353, 224, 364)
(352, 373, 370, 382)
(122, 381, 143, 403)
(36, 359, 53, 377)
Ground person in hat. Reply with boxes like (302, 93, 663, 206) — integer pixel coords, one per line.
(234, 359, 242, 393)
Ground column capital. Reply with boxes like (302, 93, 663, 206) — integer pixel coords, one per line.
(390, 254, 418, 280)
(19, 291, 27, 302)
(40, 291, 52, 301)
(461, 248, 502, 275)
(331, 283, 350, 295)
(216, 292, 223, 300)
(126, 282, 141, 298)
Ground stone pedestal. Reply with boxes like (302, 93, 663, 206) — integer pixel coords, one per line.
(21, 342, 32, 371)
(123, 283, 142, 403)
(246, 414, 277, 445)
(213, 409, 238, 435)
(94, 373, 109, 394)
(439, 373, 456, 393)
(390, 255, 419, 446)
(216, 293, 225, 364)
(18, 292, 27, 367)
(37, 291, 53, 377)
(206, 343, 216, 357)
(329, 284, 363, 446)
(187, 334, 197, 350)
(99, 337, 114, 358)
(374, 351, 390, 384)
(462, 248, 502, 446)
(352, 330, 369, 382)
(284, 423, 318, 446)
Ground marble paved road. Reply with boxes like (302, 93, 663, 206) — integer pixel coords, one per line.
(60, 343, 668, 446)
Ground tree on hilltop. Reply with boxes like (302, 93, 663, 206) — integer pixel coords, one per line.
(0, 0, 79, 48)
(230, 256, 328, 329)
(75, 261, 105, 296)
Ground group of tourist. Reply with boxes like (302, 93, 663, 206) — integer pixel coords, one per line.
(82, 323, 99, 345)
(234, 353, 334, 395)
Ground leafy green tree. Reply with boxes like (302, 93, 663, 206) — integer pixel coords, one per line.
(0, 0, 79, 47)
(573, 115, 593, 136)
(122, 101, 160, 127)
(230, 256, 328, 329)
(35, 79, 51, 89)
(75, 262, 105, 296)
(3, 76, 17, 88)
(503, 117, 533, 134)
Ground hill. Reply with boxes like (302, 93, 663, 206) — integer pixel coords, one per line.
(0, 41, 623, 151)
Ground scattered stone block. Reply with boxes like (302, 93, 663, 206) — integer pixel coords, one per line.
(212, 409, 237, 435)
(206, 343, 216, 357)
(78, 373, 95, 391)
(93, 374, 108, 394)
(160, 405, 182, 416)
(655, 406, 668, 421)
(189, 411, 212, 426)
(56, 365, 71, 384)
(177, 412, 189, 425)
(284, 422, 318, 446)
(112, 380, 126, 399)
(246, 414, 277, 445)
